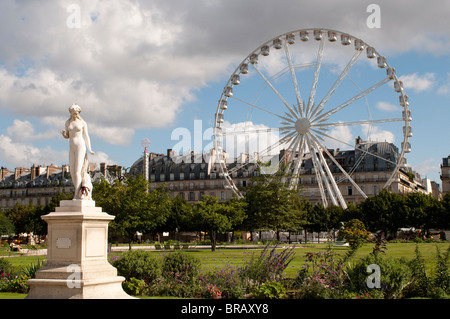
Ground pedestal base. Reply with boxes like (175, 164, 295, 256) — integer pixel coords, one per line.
(26, 200, 134, 299)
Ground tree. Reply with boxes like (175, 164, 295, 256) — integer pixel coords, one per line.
(243, 175, 308, 241)
(93, 175, 171, 250)
(192, 195, 246, 252)
(359, 189, 407, 237)
(405, 192, 443, 238)
(4, 203, 46, 236)
(162, 195, 194, 238)
(0, 213, 15, 236)
(338, 218, 370, 251)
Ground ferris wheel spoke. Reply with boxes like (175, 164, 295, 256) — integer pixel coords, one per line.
(309, 133, 368, 200)
(313, 129, 399, 167)
(311, 77, 391, 123)
(284, 41, 304, 117)
(313, 117, 403, 128)
(306, 37, 326, 118)
(251, 64, 299, 120)
(310, 50, 363, 119)
(229, 96, 295, 123)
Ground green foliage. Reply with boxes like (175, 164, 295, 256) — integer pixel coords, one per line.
(0, 213, 15, 236)
(431, 245, 450, 295)
(5, 275, 29, 293)
(295, 250, 348, 299)
(403, 244, 431, 298)
(192, 195, 247, 251)
(0, 258, 14, 275)
(93, 175, 171, 249)
(244, 176, 309, 237)
(162, 251, 201, 284)
(338, 219, 370, 251)
(122, 277, 149, 296)
(112, 250, 161, 283)
(251, 281, 286, 299)
(21, 259, 45, 279)
(202, 265, 245, 299)
(239, 243, 295, 290)
(346, 254, 412, 299)
(149, 252, 203, 298)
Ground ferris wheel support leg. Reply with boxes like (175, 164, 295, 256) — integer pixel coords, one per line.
(308, 134, 346, 209)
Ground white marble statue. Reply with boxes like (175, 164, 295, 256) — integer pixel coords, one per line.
(61, 104, 95, 200)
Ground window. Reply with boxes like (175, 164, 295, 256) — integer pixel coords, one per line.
(180, 172, 185, 180)
(347, 186, 353, 196)
(189, 192, 195, 201)
(170, 173, 174, 181)
(220, 191, 226, 201)
(160, 174, 165, 182)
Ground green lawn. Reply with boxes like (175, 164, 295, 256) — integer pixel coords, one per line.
(1, 242, 449, 299)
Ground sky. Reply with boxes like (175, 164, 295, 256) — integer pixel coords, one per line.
(0, 0, 449, 186)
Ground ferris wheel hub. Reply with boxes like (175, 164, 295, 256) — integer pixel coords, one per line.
(294, 117, 311, 135)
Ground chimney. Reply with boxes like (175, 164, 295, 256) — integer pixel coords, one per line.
(355, 136, 363, 145)
(100, 163, 107, 176)
(15, 167, 29, 180)
(1, 167, 11, 181)
(31, 165, 36, 180)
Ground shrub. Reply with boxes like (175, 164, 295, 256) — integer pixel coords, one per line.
(403, 245, 431, 298)
(112, 250, 161, 283)
(202, 265, 246, 299)
(251, 281, 286, 299)
(346, 254, 412, 299)
(431, 245, 450, 294)
(0, 258, 14, 276)
(6, 274, 30, 293)
(295, 251, 348, 299)
(122, 277, 149, 296)
(239, 243, 295, 290)
(21, 259, 45, 279)
(162, 251, 201, 284)
(203, 283, 222, 299)
(148, 277, 203, 298)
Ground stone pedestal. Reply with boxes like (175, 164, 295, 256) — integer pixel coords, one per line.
(26, 200, 133, 299)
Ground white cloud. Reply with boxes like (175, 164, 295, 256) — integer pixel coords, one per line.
(221, 121, 281, 160)
(376, 101, 401, 113)
(398, 73, 436, 93)
(415, 158, 440, 179)
(362, 125, 395, 143)
(0, 134, 68, 168)
(6, 119, 56, 142)
(323, 125, 353, 150)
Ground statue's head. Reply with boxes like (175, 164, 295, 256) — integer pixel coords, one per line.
(69, 103, 82, 115)
(68, 103, 83, 120)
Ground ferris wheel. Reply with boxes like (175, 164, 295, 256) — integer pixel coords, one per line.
(213, 28, 411, 209)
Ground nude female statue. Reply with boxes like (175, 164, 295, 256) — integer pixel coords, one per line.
(61, 104, 95, 200)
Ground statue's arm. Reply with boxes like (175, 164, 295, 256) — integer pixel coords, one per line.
(82, 121, 95, 155)
(60, 121, 70, 139)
